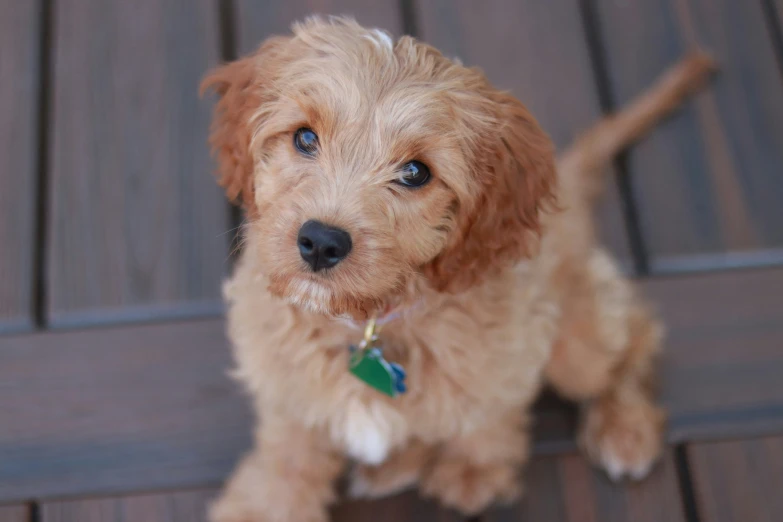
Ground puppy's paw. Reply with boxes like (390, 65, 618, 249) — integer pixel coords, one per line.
(348, 441, 430, 499)
(209, 495, 259, 522)
(209, 494, 327, 522)
(580, 396, 666, 481)
(348, 462, 420, 499)
(421, 459, 521, 515)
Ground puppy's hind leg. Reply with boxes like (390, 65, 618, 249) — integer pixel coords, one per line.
(545, 251, 665, 481)
(543, 52, 715, 481)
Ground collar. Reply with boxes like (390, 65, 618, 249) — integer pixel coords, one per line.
(336, 299, 420, 331)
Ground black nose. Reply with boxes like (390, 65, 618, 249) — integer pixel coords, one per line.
(297, 220, 352, 271)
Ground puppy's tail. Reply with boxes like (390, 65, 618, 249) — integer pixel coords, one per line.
(557, 52, 717, 200)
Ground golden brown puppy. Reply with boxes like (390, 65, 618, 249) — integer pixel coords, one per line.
(201, 16, 714, 521)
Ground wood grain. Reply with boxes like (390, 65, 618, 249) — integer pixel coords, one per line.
(46, 0, 229, 327)
(42, 488, 215, 522)
(778, 0, 783, 32)
(0, 2, 40, 333)
(687, 436, 783, 522)
(487, 451, 685, 522)
(416, 0, 633, 269)
(39, 488, 458, 522)
(0, 318, 251, 502)
(38, 488, 459, 522)
(332, 491, 460, 522)
(644, 268, 783, 441)
(235, 0, 404, 56)
(594, 0, 783, 272)
(0, 505, 28, 522)
(1, 269, 782, 501)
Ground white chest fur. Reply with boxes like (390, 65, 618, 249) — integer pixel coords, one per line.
(331, 398, 407, 465)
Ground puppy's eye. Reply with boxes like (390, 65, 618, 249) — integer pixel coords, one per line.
(294, 128, 319, 156)
(395, 161, 431, 188)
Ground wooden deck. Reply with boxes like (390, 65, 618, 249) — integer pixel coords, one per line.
(2, 1, 783, 520)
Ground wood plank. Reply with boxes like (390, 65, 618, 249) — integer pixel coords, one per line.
(42, 488, 215, 522)
(235, 0, 404, 56)
(778, 1, 783, 32)
(39, 488, 460, 522)
(487, 451, 685, 522)
(333, 491, 460, 522)
(594, 0, 783, 272)
(645, 268, 783, 441)
(1, 268, 781, 501)
(0, 318, 251, 502)
(46, 0, 229, 327)
(0, 2, 40, 333)
(0, 505, 29, 522)
(38, 486, 459, 522)
(416, 0, 633, 269)
(37, 485, 459, 521)
(687, 436, 783, 522)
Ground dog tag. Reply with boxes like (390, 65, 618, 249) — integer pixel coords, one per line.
(350, 346, 407, 397)
(348, 318, 407, 398)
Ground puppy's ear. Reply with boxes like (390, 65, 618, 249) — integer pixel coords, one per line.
(424, 91, 557, 292)
(200, 36, 291, 214)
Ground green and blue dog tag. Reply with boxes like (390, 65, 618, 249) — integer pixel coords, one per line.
(349, 318, 407, 398)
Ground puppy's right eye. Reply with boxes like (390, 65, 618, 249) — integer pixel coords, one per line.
(294, 128, 319, 156)
(395, 161, 431, 188)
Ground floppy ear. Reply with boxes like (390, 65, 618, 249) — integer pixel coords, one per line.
(424, 91, 557, 292)
(200, 36, 291, 215)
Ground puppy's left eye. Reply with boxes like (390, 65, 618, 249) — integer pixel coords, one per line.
(395, 161, 431, 188)
(294, 128, 319, 156)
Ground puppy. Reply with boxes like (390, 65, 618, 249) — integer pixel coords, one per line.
(201, 16, 714, 521)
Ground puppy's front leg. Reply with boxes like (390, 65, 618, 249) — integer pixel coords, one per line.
(421, 410, 529, 516)
(210, 418, 344, 522)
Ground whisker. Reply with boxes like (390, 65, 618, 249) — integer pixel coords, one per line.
(217, 218, 248, 238)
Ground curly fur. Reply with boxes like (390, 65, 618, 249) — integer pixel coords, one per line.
(201, 16, 715, 521)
